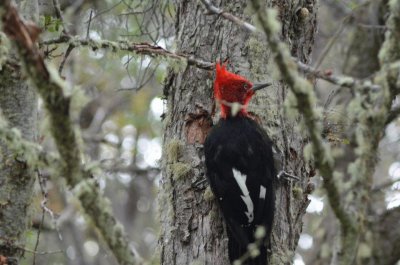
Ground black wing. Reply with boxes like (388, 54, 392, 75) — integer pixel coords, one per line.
(204, 117, 275, 264)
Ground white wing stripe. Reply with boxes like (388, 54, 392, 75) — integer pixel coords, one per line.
(260, 185, 266, 199)
(232, 168, 254, 223)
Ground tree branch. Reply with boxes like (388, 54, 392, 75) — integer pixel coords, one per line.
(40, 26, 380, 92)
(40, 35, 214, 70)
(368, 8, 400, 264)
(247, 6, 360, 261)
(199, 0, 380, 91)
(0, 117, 59, 169)
(200, 0, 257, 32)
(296, 59, 380, 92)
(52, 0, 68, 35)
(0, 2, 140, 264)
(378, 0, 400, 66)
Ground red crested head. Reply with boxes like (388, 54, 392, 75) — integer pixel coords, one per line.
(214, 62, 255, 119)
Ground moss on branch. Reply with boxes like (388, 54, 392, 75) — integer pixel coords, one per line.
(0, 117, 59, 168)
(41, 35, 214, 70)
(0, 2, 139, 264)
(379, 0, 400, 66)
(249, 0, 356, 235)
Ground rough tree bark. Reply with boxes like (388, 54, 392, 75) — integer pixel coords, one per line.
(0, 0, 38, 263)
(159, 1, 317, 264)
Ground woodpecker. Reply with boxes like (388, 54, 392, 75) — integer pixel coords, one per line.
(204, 62, 275, 265)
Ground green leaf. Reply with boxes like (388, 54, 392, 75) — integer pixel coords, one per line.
(44, 15, 52, 26)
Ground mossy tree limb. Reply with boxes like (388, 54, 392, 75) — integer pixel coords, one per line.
(41, 35, 214, 70)
(366, 1, 400, 263)
(41, 26, 380, 92)
(0, 2, 139, 264)
(249, 0, 400, 264)
(249, 1, 358, 261)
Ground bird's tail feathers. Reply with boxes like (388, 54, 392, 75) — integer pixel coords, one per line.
(226, 222, 268, 265)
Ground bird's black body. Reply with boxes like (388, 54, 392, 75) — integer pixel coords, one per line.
(204, 116, 276, 265)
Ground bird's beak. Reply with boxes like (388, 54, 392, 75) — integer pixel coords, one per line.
(252, 82, 272, 92)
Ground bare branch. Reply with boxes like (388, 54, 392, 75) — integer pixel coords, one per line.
(41, 34, 382, 93)
(52, 0, 68, 34)
(313, 16, 349, 69)
(86, 9, 93, 39)
(41, 35, 214, 70)
(199, 0, 381, 91)
(200, 0, 257, 32)
(58, 43, 74, 74)
(372, 178, 400, 191)
(296, 59, 380, 91)
(313, 2, 371, 69)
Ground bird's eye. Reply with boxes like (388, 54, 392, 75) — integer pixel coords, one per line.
(243, 83, 248, 89)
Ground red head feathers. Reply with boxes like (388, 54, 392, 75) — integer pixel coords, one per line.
(214, 62, 269, 119)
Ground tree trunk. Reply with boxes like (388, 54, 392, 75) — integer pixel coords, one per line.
(0, 1, 38, 262)
(159, 1, 317, 264)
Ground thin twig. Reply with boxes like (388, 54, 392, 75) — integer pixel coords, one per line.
(118, 6, 152, 16)
(52, 0, 68, 34)
(86, 10, 93, 39)
(313, 16, 350, 69)
(372, 178, 400, 191)
(313, 1, 371, 69)
(357, 23, 387, 30)
(19, 246, 63, 255)
(37, 170, 63, 239)
(296, 59, 380, 91)
(200, 0, 257, 32)
(86, 1, 123, 22)
(58, 44, 75, 75)
(41, 36, 214, 70)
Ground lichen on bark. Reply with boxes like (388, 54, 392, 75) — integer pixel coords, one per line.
(0, 1, 39, 261)
(0, 62, 37, 261)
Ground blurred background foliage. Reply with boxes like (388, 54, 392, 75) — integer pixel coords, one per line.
(21, 0, 400, 264)
(26, 1, 173, 264)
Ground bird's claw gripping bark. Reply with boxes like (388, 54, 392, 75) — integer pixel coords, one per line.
(277, 170, 300, 181)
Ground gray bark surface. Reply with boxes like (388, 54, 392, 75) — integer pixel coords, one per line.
(0, 69, 37, 258)
(0, 1, 38, 261)
(159, 1, 317, 264)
